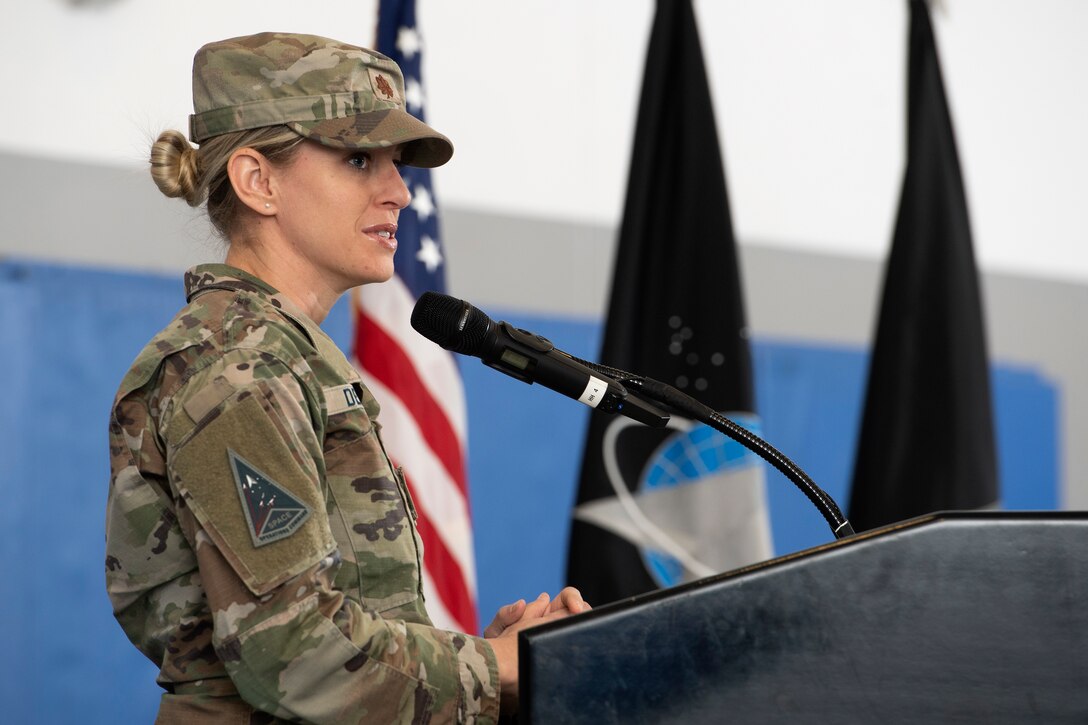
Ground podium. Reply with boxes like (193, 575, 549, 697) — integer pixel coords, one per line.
(520, 512, 1088, 724)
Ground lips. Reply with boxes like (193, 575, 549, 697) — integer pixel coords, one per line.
(365, 223, 398, 250)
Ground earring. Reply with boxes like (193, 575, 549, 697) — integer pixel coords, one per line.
(264, 202, 271, 209)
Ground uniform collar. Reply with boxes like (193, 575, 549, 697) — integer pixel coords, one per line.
(184, 263, 321, 343)
(185, 263, 278, 299)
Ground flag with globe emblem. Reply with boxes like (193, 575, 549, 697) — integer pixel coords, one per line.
(351, 0, 480, 634)
(566, 0, 773, 604)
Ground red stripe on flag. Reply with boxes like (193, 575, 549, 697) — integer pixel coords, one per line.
(400, 467, 479, 634)
(355, 311, 468, 497)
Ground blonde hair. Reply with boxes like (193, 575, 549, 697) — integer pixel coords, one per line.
(149, 126, 306, 238)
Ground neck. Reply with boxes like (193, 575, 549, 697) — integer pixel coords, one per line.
(225, 241, 340, 324)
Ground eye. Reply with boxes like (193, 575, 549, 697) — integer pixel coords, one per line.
(347, 152, 371, 171)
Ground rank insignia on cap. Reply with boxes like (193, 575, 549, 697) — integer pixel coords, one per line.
(228, 449, 311, 547)
(368, 67, 401, 104)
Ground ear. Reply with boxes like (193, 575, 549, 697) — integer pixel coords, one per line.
(227, 147, 276, 216)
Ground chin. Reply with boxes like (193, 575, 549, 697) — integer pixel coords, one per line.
(358, 267, 397, 287)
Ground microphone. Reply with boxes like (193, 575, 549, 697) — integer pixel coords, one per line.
(411, 292, 855, 539)
(411, 292, 668, 428)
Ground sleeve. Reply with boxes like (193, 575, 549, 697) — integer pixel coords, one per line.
(164, 348, 500, 724)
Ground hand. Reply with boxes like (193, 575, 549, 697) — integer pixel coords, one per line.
(544, 586, 591, 617)
(483, 597, 528, 639)
(484, 587, 592, 639)
(485, 589, 591, 714)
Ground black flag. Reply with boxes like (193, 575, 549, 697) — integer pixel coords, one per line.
(566, 0, 771, 605)
(849, 0, 999, 531)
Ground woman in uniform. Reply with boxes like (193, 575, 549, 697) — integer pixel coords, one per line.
(105, 32, 586, 724)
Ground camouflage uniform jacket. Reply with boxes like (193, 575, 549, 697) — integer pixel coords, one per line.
(106, 264, 499, 724)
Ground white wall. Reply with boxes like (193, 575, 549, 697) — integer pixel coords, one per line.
(3, 0, 1086, 282)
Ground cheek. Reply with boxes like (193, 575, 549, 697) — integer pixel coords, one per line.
(330, 189, 372, 224)
(304, 190, 359, 235)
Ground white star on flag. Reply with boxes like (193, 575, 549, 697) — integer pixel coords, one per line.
(397, 26, 422, 59)
(405, 78, 425, 114)
(416, 235, 443, 272)
(411, 184, 435, 221)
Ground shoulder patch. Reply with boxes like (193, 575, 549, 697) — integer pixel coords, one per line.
(171, 389, 334, 596)
(229, 449, 311, 547)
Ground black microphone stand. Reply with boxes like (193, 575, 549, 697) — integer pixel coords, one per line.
(580, 357, 856, 541)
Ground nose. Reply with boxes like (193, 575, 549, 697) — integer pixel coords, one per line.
(380, 156, 412, 210)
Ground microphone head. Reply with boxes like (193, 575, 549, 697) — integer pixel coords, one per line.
(411, 291, 493, 355)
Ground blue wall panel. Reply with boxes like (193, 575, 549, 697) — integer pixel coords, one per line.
(0, 261, 1059, 723)
(0, 262, 178, 723)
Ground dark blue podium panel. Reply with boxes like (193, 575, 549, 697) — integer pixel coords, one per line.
(520, 512, 1088, 724)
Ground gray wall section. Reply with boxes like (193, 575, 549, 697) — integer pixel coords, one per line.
(2, 150, 215, 274)
(4, 151, 1083, 507)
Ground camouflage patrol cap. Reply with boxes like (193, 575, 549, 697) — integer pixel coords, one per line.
(189, 32, 452, 168)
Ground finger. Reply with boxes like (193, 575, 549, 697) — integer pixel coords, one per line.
(548, 586, 590, 615)
(522, 592, 551, 619)
(537, 605, 580, 624)
(500, 598, 527, 623)
(500, 601, 580, 638)
(484, 599, 525, 638)
(483, 599, 526, 638)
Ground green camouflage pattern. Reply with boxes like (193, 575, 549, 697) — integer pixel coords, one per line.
(106, 264, 498, 723)
(188, 32, 453, 168)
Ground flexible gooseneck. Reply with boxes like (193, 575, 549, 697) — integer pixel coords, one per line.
(571, 358, 855, 540)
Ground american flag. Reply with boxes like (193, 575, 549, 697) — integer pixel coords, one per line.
(351, 0, 479, 634)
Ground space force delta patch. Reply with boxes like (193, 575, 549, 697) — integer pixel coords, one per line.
(228, 449, 311, 547)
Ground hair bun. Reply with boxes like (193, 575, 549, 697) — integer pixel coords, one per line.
(149, 130, 202, 206)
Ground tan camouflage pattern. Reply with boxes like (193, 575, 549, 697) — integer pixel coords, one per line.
(106, 264, 498, 723)
(189, 32, 453, 168)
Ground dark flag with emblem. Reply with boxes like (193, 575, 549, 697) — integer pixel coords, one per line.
(848, 0, 999, 531)
(351, 0, 480, 633)
(565, 0, 772, 605)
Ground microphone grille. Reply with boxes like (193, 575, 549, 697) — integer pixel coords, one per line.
(411, 291, 491, 354)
